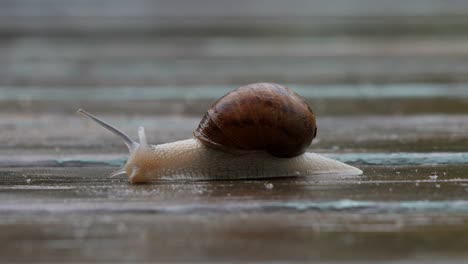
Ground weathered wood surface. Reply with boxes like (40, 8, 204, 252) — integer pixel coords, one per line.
(3, 0, 468, 38)
(1, 1, 468, 263)
(1, 166, 468, 263)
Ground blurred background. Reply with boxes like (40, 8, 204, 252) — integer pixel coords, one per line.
(2, 0, 468, 153)
(3, 0, 468, 108)
(2, 0, 468, 155)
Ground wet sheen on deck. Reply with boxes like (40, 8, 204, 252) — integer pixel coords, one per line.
(1, 1, 468, 263)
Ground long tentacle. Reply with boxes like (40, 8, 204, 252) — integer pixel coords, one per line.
(77, 109, 137, 151)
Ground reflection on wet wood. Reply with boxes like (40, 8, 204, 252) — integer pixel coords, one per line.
(1, 166, 468, 262)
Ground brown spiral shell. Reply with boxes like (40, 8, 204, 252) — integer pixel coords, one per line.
(193, 83, 317, 158)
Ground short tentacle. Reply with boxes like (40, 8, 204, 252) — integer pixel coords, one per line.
(110, 167, 127, 177)
(138, 126, 149, 149)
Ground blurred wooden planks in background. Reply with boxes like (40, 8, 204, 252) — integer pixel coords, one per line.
(3, 0, 468, 36)
(2, 0, 468, 87)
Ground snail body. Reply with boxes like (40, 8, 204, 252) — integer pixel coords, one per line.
(79, 83, 362, 183)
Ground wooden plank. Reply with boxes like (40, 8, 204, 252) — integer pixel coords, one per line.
(4, 0, 468, 17)
(2, 1, 468, 36)
(2, 36, 468, 85)
(4, 56, 468, 85)
(4, 37, 468, 60)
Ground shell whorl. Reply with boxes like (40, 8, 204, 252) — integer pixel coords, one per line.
(193, 83, 317, 158)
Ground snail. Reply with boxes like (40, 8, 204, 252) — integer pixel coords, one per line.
(78, 82, 362, 183)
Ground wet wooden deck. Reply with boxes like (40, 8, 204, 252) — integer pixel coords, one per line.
(1, 1, 468, 263)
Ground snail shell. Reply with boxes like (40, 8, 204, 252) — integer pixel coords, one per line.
(194, 83, 317, 157)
